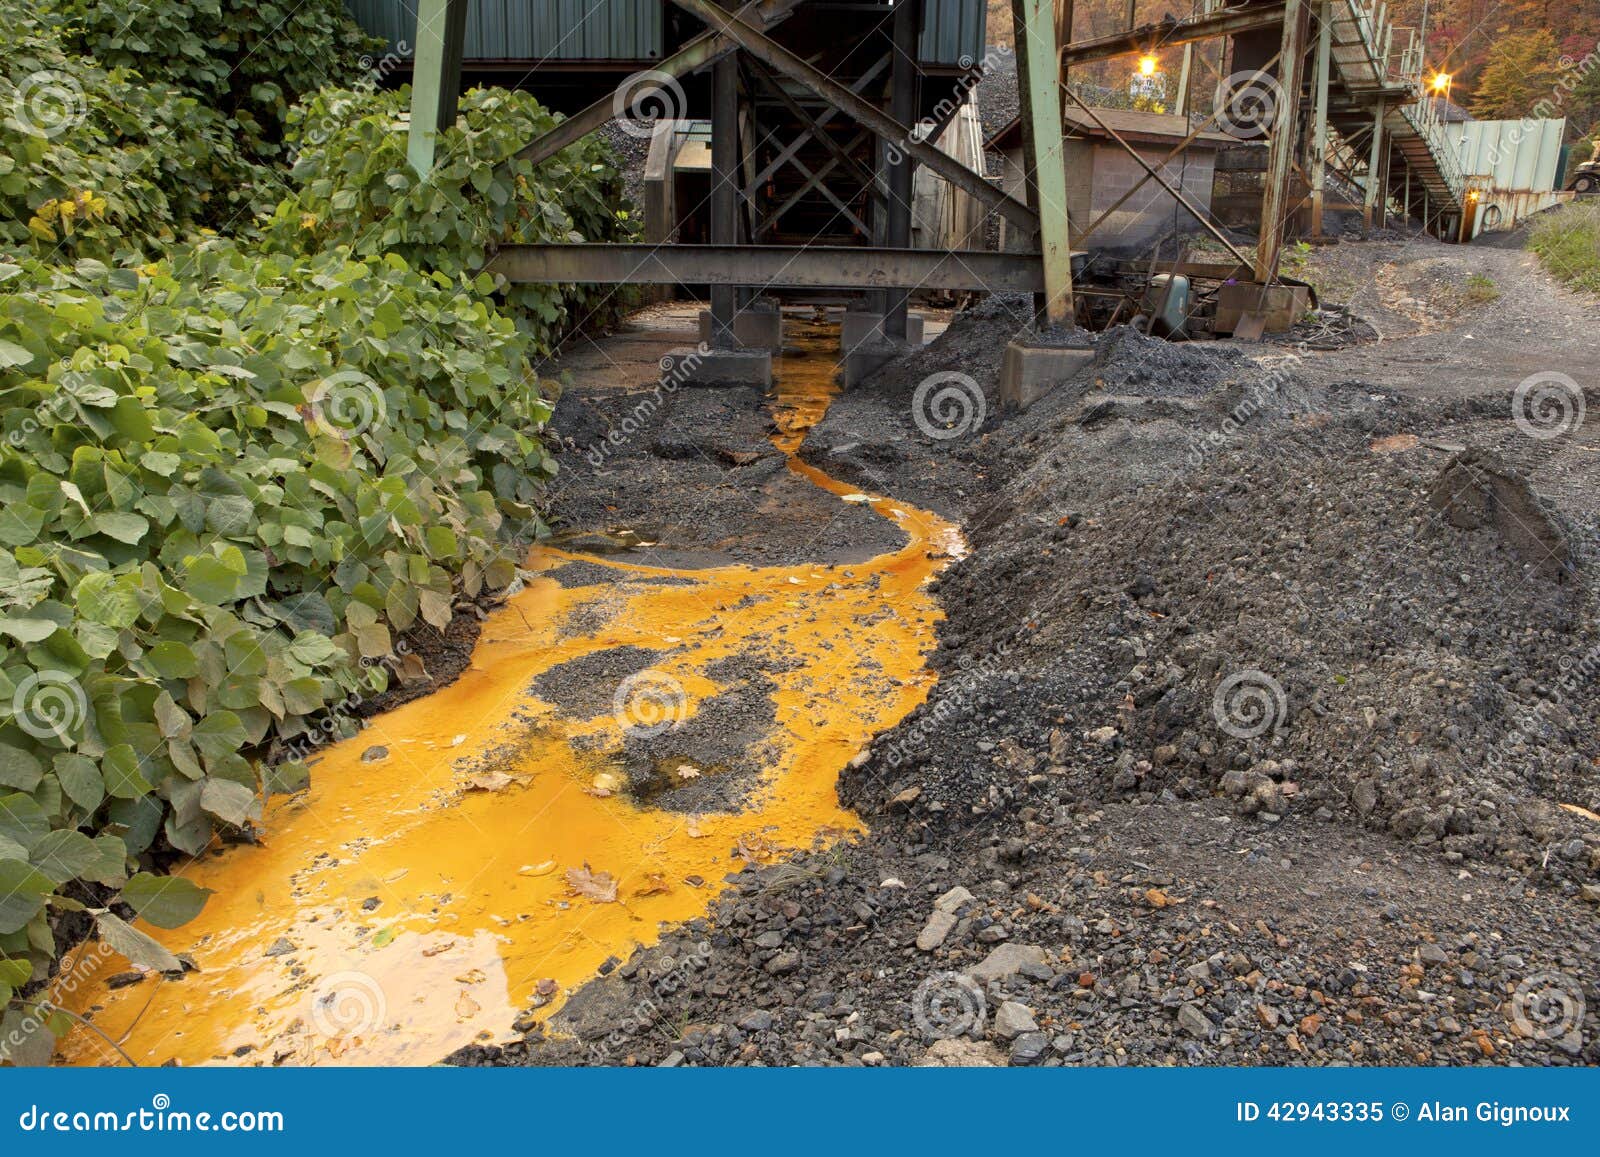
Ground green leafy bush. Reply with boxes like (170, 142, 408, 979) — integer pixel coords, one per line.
(264, 85, 636, 353)
(0, 242, 553, 1048)
(47, 0, 380, 160)
(0, 0, 271, 258)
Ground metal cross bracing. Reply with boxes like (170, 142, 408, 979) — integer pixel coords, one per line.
(407, 0, 1072, 343)
(398, 0, 1517, 344)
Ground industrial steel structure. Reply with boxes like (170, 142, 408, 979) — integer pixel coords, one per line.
(369, 0, 1569, 360)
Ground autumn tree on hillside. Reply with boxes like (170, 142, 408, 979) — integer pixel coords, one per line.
(1468, 30, 1562, 118)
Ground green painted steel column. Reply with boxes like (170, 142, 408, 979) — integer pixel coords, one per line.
(1308, 1, 1332, 237)
(1364, 100, 1386, 229)
(1011, 0, 1073, 326)
(407, 0, 469, 177)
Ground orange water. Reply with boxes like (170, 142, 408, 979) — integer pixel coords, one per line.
(54, 323, 960, 1067)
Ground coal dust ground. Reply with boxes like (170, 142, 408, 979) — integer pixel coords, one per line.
(463, 233, 1599, 1069)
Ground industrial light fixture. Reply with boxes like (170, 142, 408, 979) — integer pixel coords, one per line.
(1431, 72, 1451, 93)
(1138, 54, 1159, 76)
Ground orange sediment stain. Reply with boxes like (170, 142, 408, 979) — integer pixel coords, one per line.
(55, 324, 960, 1067)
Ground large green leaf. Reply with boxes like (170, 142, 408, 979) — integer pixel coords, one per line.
(0, 746, 44, 792)
(0, 859, 53, 933)
(120, 872, 213, 930)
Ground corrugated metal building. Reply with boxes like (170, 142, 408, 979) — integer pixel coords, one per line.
(1444, 117, 1569, 237)
(343, 0, 984, 68)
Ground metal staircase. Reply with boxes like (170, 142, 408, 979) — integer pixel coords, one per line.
(1318, 0, 1469, 228)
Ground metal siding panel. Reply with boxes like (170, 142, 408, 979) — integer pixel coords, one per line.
(343, 1, 672, 62)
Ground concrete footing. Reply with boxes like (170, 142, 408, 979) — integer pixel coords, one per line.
(839, 310, 925, 355)
(660, 346, 772, 388)
(696, 307, 784, 352)
(841, 339, 915, 388)
(999, 339, 1095, 412)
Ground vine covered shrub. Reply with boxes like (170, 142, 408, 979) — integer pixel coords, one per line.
(264, 86, 637, 352)
(48, 0, 380, 160)
(0, 243, 552, 1053)
(0, 0, 270, 257)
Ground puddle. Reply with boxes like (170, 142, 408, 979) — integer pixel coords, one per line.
(54, 321, 961, 1066)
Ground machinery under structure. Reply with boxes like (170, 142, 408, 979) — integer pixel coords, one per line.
(378, 0, 1573, 385)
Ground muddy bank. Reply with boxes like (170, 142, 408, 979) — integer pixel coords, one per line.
(544, 318, 908, 568)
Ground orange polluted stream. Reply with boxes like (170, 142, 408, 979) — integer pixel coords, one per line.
(54, 323, 961, 1067)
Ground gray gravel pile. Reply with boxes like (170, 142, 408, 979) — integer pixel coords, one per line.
(451, 789, 1597, 1068)
(846, 384, 1600, 890)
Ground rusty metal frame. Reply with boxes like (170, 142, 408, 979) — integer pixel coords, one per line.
(1255, 0, 1311, 281)
(1071, 53, 1283, 247)
(1059, 3, 1287, 68)
(487, 244, 1051, 292)
(1060, 87, 1257, 271)
(514, 0, 803, 167)
(665, 0, 1039, 232)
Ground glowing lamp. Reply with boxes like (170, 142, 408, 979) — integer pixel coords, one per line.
(1138, 54, 1159, 76)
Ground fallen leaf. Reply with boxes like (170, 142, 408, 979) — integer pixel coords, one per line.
(467, 769, 513, 792)
(455, 990, 481, 1018)
(451, 734, 467, 747)
(673, 764, 701, 782)
(734, 833, 776, 863)
(634, 873, 671, 897)
(421, 940, 456, 957)
(372, 927, 396, 948)
(685, 815, 706, 838)
(518, 860, 556, 877)
(455, 969, 486, 985)
(1559, 802, 1600, 823)
(565, 864, 618, 903)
